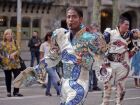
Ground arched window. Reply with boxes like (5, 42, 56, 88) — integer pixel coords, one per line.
(101, 10, 112, 33)
(121, 11, 137, 30)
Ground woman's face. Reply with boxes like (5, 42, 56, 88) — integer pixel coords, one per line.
(5, 32, 12, 41)
(48, 36, 51, 41)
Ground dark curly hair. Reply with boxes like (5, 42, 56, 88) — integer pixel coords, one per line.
(44, 31, 52, 41)
(118, 16, 129, 26)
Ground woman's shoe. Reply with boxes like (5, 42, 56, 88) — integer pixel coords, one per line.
(13, 93, 23, 97)
(7, 93, 11, 97)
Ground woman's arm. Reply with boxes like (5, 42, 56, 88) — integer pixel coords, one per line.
(10, 40, 20, 60)
(34, 34, 61, 72)
(40, 52, 44, 60)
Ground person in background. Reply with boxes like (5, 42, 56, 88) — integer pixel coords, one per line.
(28, 31, 41, 67)
(0, 29, 23, 97)
(13, 7, 107, 105)
(88, 23, 101, 91)
(39, 32, 60, 96)
(101, 17, 139, 105)
(131, 29, 140, 88)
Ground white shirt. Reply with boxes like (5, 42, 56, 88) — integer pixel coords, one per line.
(39, 42, 51, 57)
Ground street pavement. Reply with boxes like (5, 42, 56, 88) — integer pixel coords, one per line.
(0, 78, 140, 105)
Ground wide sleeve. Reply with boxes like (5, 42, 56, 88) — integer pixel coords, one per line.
(34, 31, 61, 72)
(88, 32, 107, 55)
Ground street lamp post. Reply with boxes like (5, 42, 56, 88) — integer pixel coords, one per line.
(87, 0, 101, 29)
(17, 0, 22, 48)
(112, 0, 120, 28)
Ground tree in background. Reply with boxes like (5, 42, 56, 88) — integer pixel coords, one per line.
(112, 0, 120, 28)
(92, 0, 101, 29)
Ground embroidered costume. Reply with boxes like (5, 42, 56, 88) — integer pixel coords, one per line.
(13, 27, 106, 105)
(101, 28, 133, 105)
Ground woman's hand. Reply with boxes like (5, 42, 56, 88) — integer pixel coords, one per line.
(9, 51, 17, 60)
(76, 56, 82, 64)
(9, 54, 15, 60)
(76, 53, 82, 64)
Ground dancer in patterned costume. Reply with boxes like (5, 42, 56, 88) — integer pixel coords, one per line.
(13, 7, 107, 105)
(131, 29, 140, 88)
(101, 17, 138, 105)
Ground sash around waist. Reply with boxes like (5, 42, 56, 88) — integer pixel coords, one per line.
(107, 53, 125, 62)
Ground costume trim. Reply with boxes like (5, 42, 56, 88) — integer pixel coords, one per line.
(118, 62, 130, 81)
(61, 50, 85, 105)
(67, 64, 84, 105)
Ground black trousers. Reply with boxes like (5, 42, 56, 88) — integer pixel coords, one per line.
(4, 69, 21, 93)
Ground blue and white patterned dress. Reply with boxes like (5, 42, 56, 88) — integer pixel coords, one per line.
(131, 39, 140, 77)
(33, 27, 106, 105)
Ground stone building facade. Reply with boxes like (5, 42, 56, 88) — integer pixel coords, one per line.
(0, 0, 139, 38)
(0, 0, 88, 40)
(0, 0, 139, 60)
(101, 0, 140, 32)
